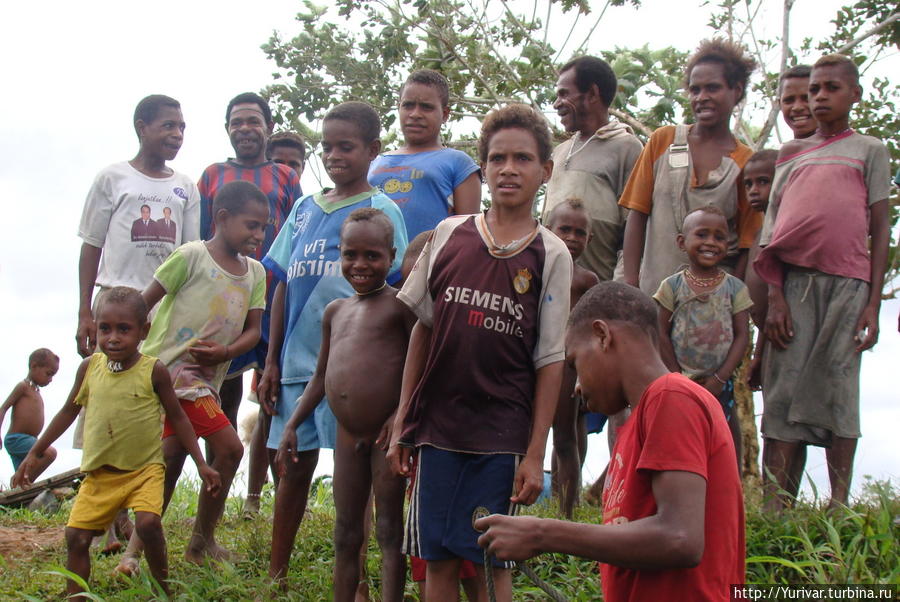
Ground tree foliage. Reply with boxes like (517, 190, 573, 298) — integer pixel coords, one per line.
(262, 0, 898, 292)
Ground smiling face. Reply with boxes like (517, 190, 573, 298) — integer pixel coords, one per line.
(398, 82, 448, 149)
(482, 127, 552, 212)
(687, 61, 742, 129)
(678, 210, 729, 271)
(340, 219, 395, 294)
(809, 64, 860, 131)
(547, 204, 591, 260)
(137, 105, 185, 162)
(553, 68, 588, 134)
(96, 302, 148, 365)
(743, 159, 775, 213)
(227, 102, 273, 165)
(779, 77, 815, 139)
(217, 200, 269, 257)
(320, 118, 378, 188)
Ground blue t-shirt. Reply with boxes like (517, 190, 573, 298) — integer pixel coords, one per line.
(263, 188, 407, 384)
(368, 148, 480, 240)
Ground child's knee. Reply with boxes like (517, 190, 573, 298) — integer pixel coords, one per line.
(134, 512, 163, 540)
(65, 527, 95, 551)
(215, 430, 244, 467)
(374, 516, 403, 549)
(43, 446, 58, 462)
(333, 518, 365, 553)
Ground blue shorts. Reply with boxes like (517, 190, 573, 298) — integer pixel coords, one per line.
(716, 379, 736, 423)
(225, 339, 268, 378)
(584, 412, 608, 434)
(267, 381, 337, 451)
(4, 432, 37, 471)
(404, 445, 519, 568)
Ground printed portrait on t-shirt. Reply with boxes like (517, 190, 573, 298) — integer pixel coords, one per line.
(154, 206, 177, 243)
(131, 204, 158, 242)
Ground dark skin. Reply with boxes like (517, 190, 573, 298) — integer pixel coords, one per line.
(476, 321, 706, 570)
(657, 211, 749, 473)
(76, 106, 186, 358)
(762, 64, 888, 512)
(13, 304, 219, 599)
(277, 222, 414, 602)
(1, 361, 59, 483)
(623, 61, 747, 288)
(259, 117, 383, 583)
(546, 205, 599, 518)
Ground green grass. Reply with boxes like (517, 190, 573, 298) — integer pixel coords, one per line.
(1, 477, 896, 600)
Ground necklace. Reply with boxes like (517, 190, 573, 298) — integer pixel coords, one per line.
(564, 131, 598, 168)
(25, 378, 39, 391)
(356, 282, 387, 297)
(685, 268, 724, 287)
(816, 127, 850, 139)
(107, 360, 125, 373)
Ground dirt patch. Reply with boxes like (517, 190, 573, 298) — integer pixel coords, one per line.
(0, 525, 64, 564)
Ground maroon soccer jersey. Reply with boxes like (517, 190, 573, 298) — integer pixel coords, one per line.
(397, 213, 572, 454)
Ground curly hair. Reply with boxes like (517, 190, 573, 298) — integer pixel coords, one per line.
(97, 286, 149, 325)
(341, 207, 394, 249)
(28, 348, 59, 368)
(559, 56, 618, 107)
(568, 281, 658, 343)
(478, 104, 552, 164)
(402, 69, 450, 107)
(813, 54, 859, 86)
(684, 38, 757, 102)
(324, 101, 381, 144)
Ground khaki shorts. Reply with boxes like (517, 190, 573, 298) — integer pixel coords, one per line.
(67, 463, 164, 531)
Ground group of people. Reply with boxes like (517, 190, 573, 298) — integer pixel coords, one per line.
(0, 33, 891, 602)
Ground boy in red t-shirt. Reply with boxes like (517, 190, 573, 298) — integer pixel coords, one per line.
(477, 281, 745, 602)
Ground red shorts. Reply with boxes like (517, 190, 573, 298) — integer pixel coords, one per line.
(409, 555, 477, 582)
(162, 395, 231, 439)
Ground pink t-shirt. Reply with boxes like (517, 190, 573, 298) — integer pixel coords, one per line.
(755, 131, 890, 286)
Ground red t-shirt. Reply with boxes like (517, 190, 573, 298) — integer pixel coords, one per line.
(601, 373, 745, 602)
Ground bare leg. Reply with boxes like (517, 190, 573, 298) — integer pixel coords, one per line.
(209, 376, 243, 463)
(551, 364, 579, 518)
(269, 448, 319, 581)
(186, 425, 244, 564)
(576, 412, 588, 471)
(785, 444, 808, 503)
(461, 575, 480, 601)
(356, 493, 373, 602)
(825, 436, 857, 510)
(245, 406, 277, 515)
(333, 428, 376, 601)
(134, 511, 170, 596)
(426, 558, 462, 602)
(372, 438, 406, 601)
(118, 436, 188, 574)
(728, 411, 743, 478)
(762, 438, 803, 512)
(474, 564, 511, 602)
(65, 526, 98, 599)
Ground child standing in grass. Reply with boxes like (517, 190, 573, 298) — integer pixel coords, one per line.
(276, 208, 413, 601)
(654, 206, 752, 471)
(1, 349, 59, 479)
(12, 287, 219, 599)
(756, 55, 890, 511)
(477, 282, 745, 602)
(118, 180, 268, 571)
(259, 101, 407, 582)
(544, 198, 599, 518)
(388, 103, 571, 601)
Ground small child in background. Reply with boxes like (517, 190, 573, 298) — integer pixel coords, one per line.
(276, 208, 413, 601)
(267, 131, 306, 176)
(260, 101, 407, 583)
(654, 206, 752, 471)
(742, 149, 778, 390)
(119, 180, 268, 571)
(1, 349, 59, 479)
(544, 198, 599, 518)
(12, 287, 219, 598)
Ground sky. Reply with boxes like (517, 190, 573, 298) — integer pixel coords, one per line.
(1, 0, 897, 497)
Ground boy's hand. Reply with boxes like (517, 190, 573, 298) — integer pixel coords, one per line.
(198, 464, 221, 496)
(76, 314, 96, 358)
(765, 289, 794, 350)
(257, 364, 281, 416)
(275, 429, 299, 478)
(475, 514, 541, 561)
(387, 443, 413, 477)
(11, 456, 36, 489)
(854, 304, 880, 352)
(510, 455, 543, 505)
(700, 376, 725, 398)
(747, 355, 763, 391)
(376, 419, 393, 451)
(188, 340, 228, 366)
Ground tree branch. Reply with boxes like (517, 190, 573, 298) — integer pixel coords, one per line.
(610, 108, 653, 138)
(836, 12, 899, 55)
(755, 0, 795, 149)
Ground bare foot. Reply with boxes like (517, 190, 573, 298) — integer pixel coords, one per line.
(242, 494, 261, 519)
(115, 511, 135, 541)
(114, 555, 141, 577)
(184, 539, 234, 565)
(102, 540, 123, 555)
(355, 579, 370, 602)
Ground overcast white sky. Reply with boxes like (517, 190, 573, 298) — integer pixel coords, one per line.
(1, 0, 896, 497)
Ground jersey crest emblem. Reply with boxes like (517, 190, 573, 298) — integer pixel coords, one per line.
(292, 210, 312, 238)
(513, 268, 532, 294)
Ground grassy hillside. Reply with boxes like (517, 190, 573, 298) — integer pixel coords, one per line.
(1, 477, 896, 600)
